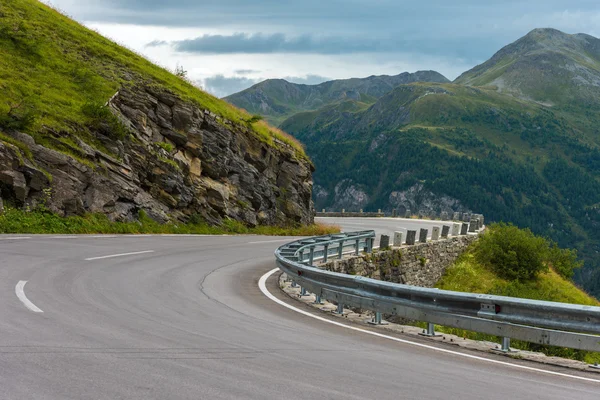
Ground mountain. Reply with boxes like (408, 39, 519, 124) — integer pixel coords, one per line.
(455, 28, 600, 109)
(241, 28, 600, 298)
(225, 71, 449, 125)
(0, 0, 313, 227)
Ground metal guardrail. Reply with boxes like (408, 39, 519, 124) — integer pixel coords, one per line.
(275, 230, 600, 353)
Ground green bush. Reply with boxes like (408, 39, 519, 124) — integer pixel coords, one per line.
(474, 223, 582, 281)
(475, 223, 549, 281)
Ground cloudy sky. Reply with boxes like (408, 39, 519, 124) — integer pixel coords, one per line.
(47, 0, 600, 97)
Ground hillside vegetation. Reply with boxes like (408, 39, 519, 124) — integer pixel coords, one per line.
(436, 224, 599, 363)
(0, 0, 303, 156)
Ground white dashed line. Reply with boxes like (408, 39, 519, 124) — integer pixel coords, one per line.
(258, 268, 600, 384)
(0, 237, 32, 241)
(15, 281, 43, 313)
(85, 250, 155, 261)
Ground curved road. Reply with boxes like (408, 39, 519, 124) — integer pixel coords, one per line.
(0, 218, 598, 399)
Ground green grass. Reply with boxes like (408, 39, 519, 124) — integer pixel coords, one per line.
(0, 207, 340, 236)
(0, 0, 305, 159)
(436, 252, 600, 364)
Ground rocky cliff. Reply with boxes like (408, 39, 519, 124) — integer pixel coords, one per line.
(0, 86, 314, 226)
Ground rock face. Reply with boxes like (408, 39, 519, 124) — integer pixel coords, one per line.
(388, 183, 470, 216)
(0, 86, 314, 226)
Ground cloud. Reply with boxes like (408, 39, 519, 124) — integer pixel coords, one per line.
(234, 69, 259, 75)
(202, 74, 330, 97)
(46, 0, 600, 89)
(285, 74, 329, 85)
(169, 33, 387, 55)
(202, 75, 260, 97)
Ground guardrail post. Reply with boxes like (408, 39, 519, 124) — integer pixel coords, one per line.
(291, 280, 297, 288)
(336, 302, 344, 314)
(323, 244, 329, 262)
(338, 241, 344, 259)
(374, 312, 382, 324)
(300, 287, 308, 296)
(355, 239, 360, 255)
(309, 247, 315, 265)
(314, 294, 323, 305)
(368, 312, 387, 325)
(500, 337, 511, 352)
(419, 323, 441, 337)
(366, 238, 374, 253)
(298, 250, 304, 264)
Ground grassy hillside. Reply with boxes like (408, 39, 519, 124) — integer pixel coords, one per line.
(435, 224, 599, 363)
(0, 0, 304, 156)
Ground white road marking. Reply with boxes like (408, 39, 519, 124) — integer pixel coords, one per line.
(85, 250, 155, 261)
(258, 268, 600, 384)
(15, 281, 43, 313)
(0, 237, 31, 241)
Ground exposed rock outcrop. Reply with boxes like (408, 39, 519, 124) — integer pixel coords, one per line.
(388, 183, 470, 216)
(0, 86, 314, 226)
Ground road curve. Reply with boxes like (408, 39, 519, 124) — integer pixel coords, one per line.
(0, 219, 598, 399)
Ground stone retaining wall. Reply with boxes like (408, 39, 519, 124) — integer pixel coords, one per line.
(319, 235, 478, 287)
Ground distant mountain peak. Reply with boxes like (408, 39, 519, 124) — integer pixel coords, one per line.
(455, 28, 600, 106)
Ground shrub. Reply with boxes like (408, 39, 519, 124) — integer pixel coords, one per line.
(246, 114, 263, 124)
(547, 242, 582, 279)
(474, 223, 549, 281)
(81, 102, 128, 140)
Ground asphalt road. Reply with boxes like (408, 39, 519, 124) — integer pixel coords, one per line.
(0, 219, 598, 399)
(317, 216, 465, 240)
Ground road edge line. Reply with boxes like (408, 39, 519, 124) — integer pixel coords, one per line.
(258, 268, 600, 384)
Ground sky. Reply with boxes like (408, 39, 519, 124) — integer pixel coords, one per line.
(46, 0, 600, 97)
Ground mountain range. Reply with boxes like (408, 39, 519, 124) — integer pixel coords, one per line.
(226, 28, 600, 298)
(225, 71, 449, 125)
